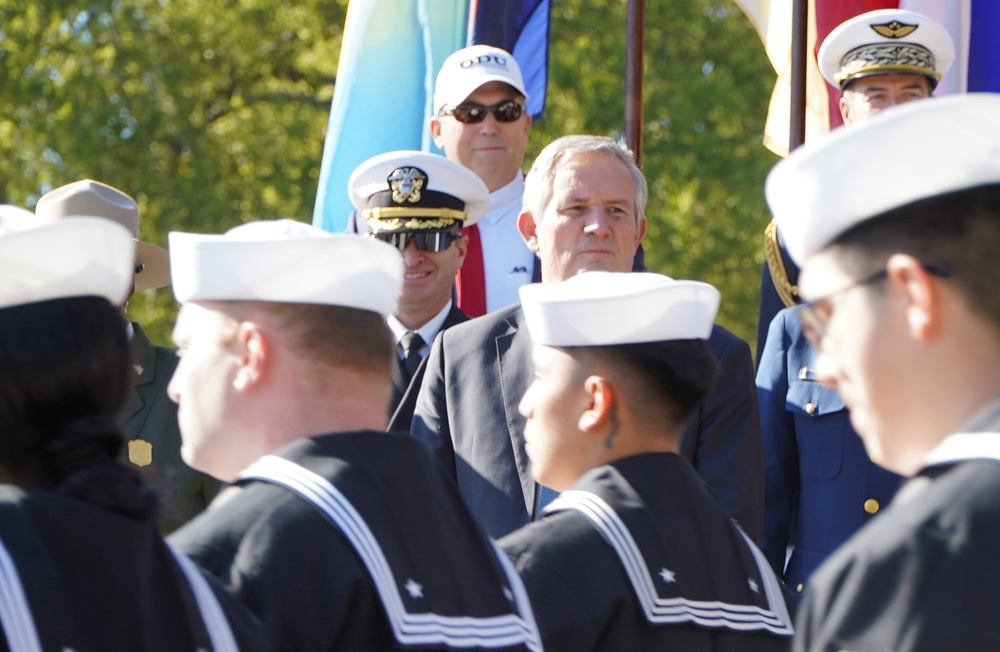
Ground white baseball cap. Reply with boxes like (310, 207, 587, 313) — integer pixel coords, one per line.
(169, 219, 403, 317)
(519, 272, 720, 347)
(433, 45, 528, 115)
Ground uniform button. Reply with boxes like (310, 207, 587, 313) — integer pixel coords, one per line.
(805, 402, 816, 415)
(864, 498, 880, 514)
(796, 583, 803, 593)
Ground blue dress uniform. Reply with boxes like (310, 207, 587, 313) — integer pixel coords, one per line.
(756, 307, 903, 596)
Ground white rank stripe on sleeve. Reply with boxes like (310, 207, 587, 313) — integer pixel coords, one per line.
(240, 455, 544, 651)
(0, 538, 43, 652)
(546, 490, 794, 636)
(168, 545, 239, 652)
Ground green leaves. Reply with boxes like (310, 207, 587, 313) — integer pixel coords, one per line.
(2, 0, 775, 350)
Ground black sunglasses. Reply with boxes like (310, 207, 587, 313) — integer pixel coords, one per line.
(443, 100, 524, 124)
(372, 230, 460, 253)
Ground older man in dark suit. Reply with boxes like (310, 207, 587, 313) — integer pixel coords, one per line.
(411, 135, 764, 541)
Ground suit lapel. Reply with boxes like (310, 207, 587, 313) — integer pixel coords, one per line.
(495, 308, 536, 516)
(123, 322, 158, 425)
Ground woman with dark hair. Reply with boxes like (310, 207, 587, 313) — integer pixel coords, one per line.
(0, 211, 266, 651)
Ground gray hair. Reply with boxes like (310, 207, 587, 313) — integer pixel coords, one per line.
(522, 135, 648, 221)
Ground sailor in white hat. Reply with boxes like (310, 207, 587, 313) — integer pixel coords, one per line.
(166, 220, 543, 652)
(0, 213, 267, 651)
(33, 179, 219, 533)
(818, 8, 955, 126)
(348, 150, 489, 429)
(756, 10, 957, 592)
(767, 93, 1000, 650)
(498, 271, 795, 650)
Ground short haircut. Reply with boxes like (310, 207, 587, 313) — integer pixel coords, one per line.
(568, 339, 719, 433)
(522, 135, 648, 221)
(829, 183, 1000, 336)
(216, 301, 395, 378)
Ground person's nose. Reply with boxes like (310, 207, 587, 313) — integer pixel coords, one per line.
(401, 240, 423, 266)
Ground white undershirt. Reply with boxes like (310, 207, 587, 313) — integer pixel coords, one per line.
(478, 174, 535, 313)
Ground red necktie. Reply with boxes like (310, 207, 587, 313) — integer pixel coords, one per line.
(455, 224, 487, 317)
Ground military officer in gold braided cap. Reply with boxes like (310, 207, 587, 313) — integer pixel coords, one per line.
(348, 151, 489, 430)
(759, 8, 954, 355)
(757, 8, 954, 599)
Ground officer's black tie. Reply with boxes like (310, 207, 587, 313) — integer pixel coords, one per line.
(400, 331, 425, 381)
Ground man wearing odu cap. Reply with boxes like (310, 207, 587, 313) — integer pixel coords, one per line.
(348, 150, 489, 430)
(767, 94, 1000, 650)
(500, 272, 794, 651)
(166, 220, 542, 652)
(759, 8, 954, 353)
(429, 44, 537, 316)
(755, 8, 954, 595)
(349, 45, 537, 316)
(34, 179, 220, 533)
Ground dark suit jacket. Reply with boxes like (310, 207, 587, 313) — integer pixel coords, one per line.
(411, 304, 764, 541)
(757, 307, 902, 596)
(388, 305, 469, 432)
(122, 322, 221, 533)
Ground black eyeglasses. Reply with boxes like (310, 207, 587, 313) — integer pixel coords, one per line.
(798, 263, 950, 348)
(442, 100, 524, 124)
(372, 230, 460, 253)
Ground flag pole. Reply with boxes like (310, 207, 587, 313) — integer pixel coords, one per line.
(625, 0, 645, 166)
(789, 0, 808, 150)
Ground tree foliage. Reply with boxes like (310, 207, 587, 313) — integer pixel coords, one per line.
(1, 0, 777, 348)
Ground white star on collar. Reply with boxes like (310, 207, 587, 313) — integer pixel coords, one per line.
(503, 587, 514, 601)
(405, 578, 424, 599)
(659, 568, 676, 583)
(748, 578, 759, 593)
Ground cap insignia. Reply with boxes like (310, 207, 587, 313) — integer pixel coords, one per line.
(870, 20, 918, 39)
(388, 167, 427, 205)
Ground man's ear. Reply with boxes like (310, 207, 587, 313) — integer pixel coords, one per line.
(887, 253, 938, 341)
(429, 117, 445, 150)
(453, 233, 470, 266)
(839, 94, 853, 125)
(517, 210, 540, 253)
(578, 375, 613, 433)
(233, 323, 267, 391)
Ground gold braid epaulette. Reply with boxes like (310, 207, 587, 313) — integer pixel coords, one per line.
(764, 219, 799, 308)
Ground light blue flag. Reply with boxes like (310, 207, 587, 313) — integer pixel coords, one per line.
(312, 0, 468, 233)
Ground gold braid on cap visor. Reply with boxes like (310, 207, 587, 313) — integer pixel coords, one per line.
(364, 207, 468, 233)
(835, 43, 940, 87)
